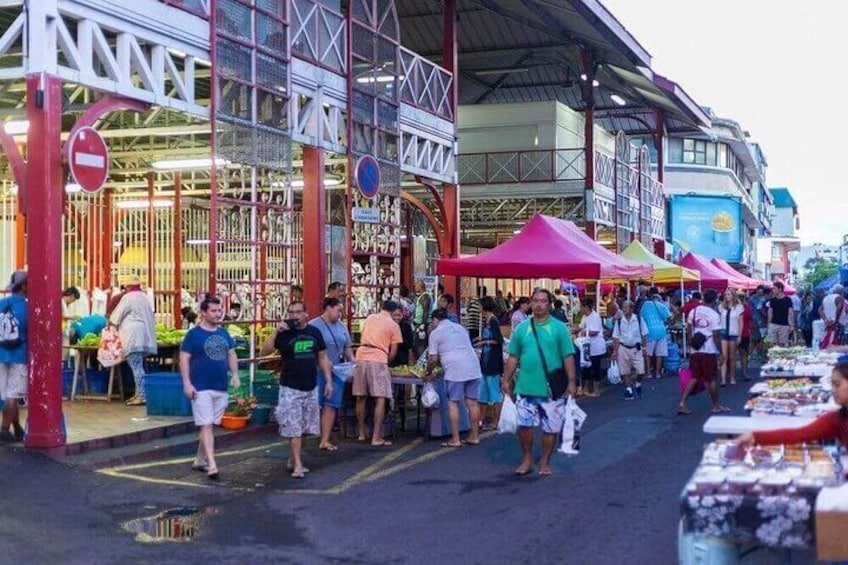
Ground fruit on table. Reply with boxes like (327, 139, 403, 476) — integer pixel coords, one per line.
(77, 333, 101, 347)
(155, 327, 189, 345)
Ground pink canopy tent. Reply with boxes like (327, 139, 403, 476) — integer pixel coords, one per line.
(437, 214, 654, 280)
(772, 277, 797, 295)
(709, 258, 761, 290)
(678, 253, 735, 289)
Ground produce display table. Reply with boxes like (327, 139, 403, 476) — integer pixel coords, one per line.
(64, 345, 123, 402)
(702, 415, 816, 436)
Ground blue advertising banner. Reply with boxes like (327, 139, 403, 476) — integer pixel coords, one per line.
(670, 195, 743, 262)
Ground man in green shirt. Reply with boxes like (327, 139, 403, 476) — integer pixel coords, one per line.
(503, 288, 577, 477)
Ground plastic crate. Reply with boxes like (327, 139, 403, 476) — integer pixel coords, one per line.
(145, 372, 193, 417)
(62, 368, 109, 398)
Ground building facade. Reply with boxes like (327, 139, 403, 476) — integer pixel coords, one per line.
(767, 187, 801, 281)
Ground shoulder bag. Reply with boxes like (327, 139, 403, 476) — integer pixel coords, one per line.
(530, 319, 568, 399)
(689, 306, 708, 351)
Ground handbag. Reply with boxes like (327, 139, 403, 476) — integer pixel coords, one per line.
(97, 325, 124, 367)
(530, 319, 568, 399)
(689, 306, 708, 351)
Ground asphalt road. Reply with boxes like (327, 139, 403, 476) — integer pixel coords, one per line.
(0, 371, 818, 564)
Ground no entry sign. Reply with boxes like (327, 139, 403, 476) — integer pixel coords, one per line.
(68, 126, 109, 194)
(355, 155, 381, 199)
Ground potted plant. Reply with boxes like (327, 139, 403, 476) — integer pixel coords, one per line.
(221, 396, 256, 430)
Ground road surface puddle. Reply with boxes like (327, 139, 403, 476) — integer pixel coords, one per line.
(122, 506, 216, 543)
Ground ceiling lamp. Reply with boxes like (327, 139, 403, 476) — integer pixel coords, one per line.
(610, 94, 627, 106)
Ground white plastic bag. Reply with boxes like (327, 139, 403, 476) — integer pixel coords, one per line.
(607, 361, 621, 385)
(574, 337, 591, 368)
(559, 396, 587, 455)
(421, 382, 440, 409)
(497, 394, 518, 434)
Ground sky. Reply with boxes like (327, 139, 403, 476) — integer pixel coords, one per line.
(600, 0, 847, 246)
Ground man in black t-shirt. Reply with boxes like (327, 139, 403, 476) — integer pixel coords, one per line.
(260, 300, 333, 478)
(766, 281, 795, 348)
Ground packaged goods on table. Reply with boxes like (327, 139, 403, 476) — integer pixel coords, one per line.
(761, 347, 841, 377)
(681, 441, 843, 550)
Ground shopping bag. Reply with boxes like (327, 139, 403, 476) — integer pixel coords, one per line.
(607, 361, 621, 385)
(574, 337, 591, 368)
(421, 382, 440, 409)
(678, 367, 705, 396)
(97, 325, 124, 368)
(497, 394, 518, 434)
(559, 396, 587, 455)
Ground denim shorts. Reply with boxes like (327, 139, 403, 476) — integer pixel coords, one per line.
(446, 379, 481, 402)
(317, 372, 346, 409)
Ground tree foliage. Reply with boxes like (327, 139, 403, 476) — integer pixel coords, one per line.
(803, 261, 839, 289)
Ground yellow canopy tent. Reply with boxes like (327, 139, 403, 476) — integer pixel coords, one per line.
(620, 241, 701, 284)
(619, 240, 701, 356)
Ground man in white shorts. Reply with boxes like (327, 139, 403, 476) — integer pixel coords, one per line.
(180, 295, 240, 480)
(612, 300, 648, 401)
(0, 270, 28, 444)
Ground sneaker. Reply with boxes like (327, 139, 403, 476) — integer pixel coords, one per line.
(623, 388, 635, 401)
(635, 385, 643, 399)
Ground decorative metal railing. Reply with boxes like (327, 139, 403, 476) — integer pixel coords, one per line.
(290, 0, 346, 73)
(398, 46, 454, 121)
(457, 148, 585, 185)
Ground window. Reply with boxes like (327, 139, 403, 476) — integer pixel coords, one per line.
(682, 139, 707, 164)
(668, 138, 683, 163)
(706, 143, 716, 166)
(718, 144, 727, 168)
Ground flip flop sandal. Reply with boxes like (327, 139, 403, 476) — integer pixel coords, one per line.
(514, 466, 534, 476)
(711, 406, 732, 413)
(371, 440, 393, 447)
(207, 468, 219, 480)
(441, 442, 463, 448)
(319, 444, 338, 452)
(677, 408, 693, 416)
(538, 469, 553, 476)
(463, 440, 480, 446)
(291, 469, 306, 479)
(191, 463, 208, 472)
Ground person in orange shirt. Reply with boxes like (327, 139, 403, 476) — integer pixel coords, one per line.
(353, 301, 403, 446)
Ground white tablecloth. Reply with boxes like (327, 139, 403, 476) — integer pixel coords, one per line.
(702, 415, 816, 435)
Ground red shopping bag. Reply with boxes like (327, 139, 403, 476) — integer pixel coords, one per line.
(97, 325, 124, 367)
(678, 367, 705, 396)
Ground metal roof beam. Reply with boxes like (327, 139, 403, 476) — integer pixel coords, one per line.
(472, 51, 538, 104)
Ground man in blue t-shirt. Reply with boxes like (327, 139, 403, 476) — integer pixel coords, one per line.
(179, 295, 240, 480)
(639, 288, 671, 379)
(0, 270, 28, 443)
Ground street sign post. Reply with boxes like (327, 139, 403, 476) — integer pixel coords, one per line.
(67, 126, 109, 194)
(355, 155, 380, 199)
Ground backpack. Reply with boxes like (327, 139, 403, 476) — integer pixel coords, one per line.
(0, 301, 22, 349)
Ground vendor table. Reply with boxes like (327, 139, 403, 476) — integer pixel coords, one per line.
(64, 346, 124, 402)
(702, 415, 816, 436)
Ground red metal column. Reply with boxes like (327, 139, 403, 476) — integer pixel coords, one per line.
(653, 109, 666, 185)
(25, 74, 65, 448)
(147, 173, 156, 291)
(102, 191, 114, 289)
(441, 183, 460, 313)
(443, 0, 458, 117)
(580, 49, 596, 242)
(173, 173, 183, 328)
(302, 147, 326, 316)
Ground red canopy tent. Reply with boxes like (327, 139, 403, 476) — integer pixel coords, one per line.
(437, 214, 654, 280)
(709, 258, 761, 290)
(678, 253, 735, 289)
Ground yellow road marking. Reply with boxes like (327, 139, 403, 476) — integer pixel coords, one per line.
(107, 442, 280, 472)
(98, 468, 213, 489)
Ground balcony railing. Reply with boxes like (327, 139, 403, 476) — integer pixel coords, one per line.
(458, 148, 586, 185)
(290, 0, 346, 73)
(399, 47, 454, 121)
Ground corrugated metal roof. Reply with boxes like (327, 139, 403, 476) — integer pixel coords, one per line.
(397, 0, 709, 135)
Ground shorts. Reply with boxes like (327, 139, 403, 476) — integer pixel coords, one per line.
(478, 375, 503, 405)
(767, 324, 791, 347)
(446, 379, 480, 402)
(515, 395, 564, 434)
(616, 346, 645, 375)
(0, 363, 27, 399)
(646, 338, 668, 357)
(275, 386, 320, 438)
(352, 361, 393, 399)
(192, 390, 228, 427)
(317, 371, 346, 409)
(720, 334, 739, 342)
(689, 353, 718, 385)
(738, 336, 750, 351)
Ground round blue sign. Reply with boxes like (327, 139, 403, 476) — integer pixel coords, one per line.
(355, 155, 381, 198)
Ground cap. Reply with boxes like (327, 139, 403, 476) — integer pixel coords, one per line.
(6, 270, 26, 291)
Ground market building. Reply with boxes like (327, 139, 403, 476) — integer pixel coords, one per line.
(643, 109, 774, 274)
